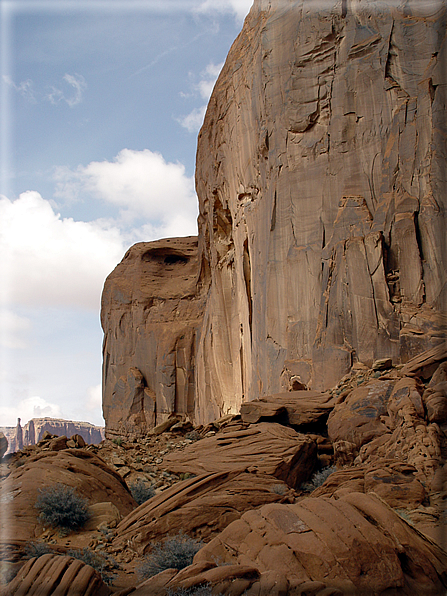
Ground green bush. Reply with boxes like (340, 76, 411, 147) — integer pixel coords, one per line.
(35, 483, 90, 532)
(137, 532, 203, 580)
(68, 547, 118, 585)
(0, 563, 18, 586)
(167, 585, 213, 596)
(24, 542, 53, 559)
(301, 466, 337, 492)
(270, 483, 287, 495)
(129, 479, 155, 505)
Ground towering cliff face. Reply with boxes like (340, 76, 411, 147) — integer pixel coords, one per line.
(194, 0, 446, 422)
(101, 238, 206, 437)
(101, 0, 446, 433)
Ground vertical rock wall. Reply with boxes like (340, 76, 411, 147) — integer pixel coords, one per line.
(101, 238, 207, 438)
(194, 0, 446, 422)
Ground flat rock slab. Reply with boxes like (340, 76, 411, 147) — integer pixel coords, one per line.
(162, 422, 317, 489)
(240, 391, 335, 427)
(0, 449, 136, 541)
(0, 554, 111, 596)
(113, 470, 295, 555)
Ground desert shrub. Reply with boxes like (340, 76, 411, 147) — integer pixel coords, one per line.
(394, 509, 413, 524)
(129, 479, 155, 505)
(35, 483, 90, 532)
(301, 466, 337, 492)
(270, 483, 287, 495)
(68, 547, 118, 585)
(0, 562, 18, 585)
(167, 585, 213, 596)
(137, 532, 203, 580)
(25, 541, 53, 559)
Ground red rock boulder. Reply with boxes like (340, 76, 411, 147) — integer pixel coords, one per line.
(0, 449, 136, 542)
(0, 554, 111, 596)
(162, 422, 317, 489)
(113, 470, 295, 555)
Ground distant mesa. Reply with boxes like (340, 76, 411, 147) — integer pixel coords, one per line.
(0, 417, 104, 455)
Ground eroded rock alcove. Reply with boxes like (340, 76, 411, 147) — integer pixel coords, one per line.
(101, 238, 207, 438)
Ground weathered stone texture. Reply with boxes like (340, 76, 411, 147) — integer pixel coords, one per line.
(101, 238, 206, 437)
(0, 449, 135, 542)
(134, 492, 447, 595)
(162, 421, 317, 489)
(0, 554, 111, 596)
(194, 0, 447, 422)
(113, 470, 294, 555)
(100, 0, 446, 431)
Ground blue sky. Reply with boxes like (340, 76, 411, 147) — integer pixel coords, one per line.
(0, 0, 252, 427)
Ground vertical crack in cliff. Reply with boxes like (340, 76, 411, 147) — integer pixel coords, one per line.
(384, 20, 395, 83)
(413, 211, 427, 305)
(364, 238, 380, 330)
(384, 20, 409, 98)
(240, 343, 245, 401)
(270, 191, 277, 232)
(243, 238, 253, 336)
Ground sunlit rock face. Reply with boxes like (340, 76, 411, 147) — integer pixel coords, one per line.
(101, 0, 446, 433)
(101, 237, 207, 438)
(194, 0, 446, 422)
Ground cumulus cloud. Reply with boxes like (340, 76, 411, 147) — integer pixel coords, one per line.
(178, 62, 223, 133)
(179, 106, 207, 133)
(54, 148, 198, 230)
(0, 191, 126, 309)
(0, 310, 31, 349)
(1, 149, 198, 311)
(47, 73, 87, 107)
(0, 396, 63, 427)
(85, 384, 102, 412)
(197, 0, 252, 21)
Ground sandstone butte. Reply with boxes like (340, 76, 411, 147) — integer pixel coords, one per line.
(101, 0, 446, 438)
(2, 1, 447, 595)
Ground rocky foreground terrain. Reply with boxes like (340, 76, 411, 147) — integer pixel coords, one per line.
(1, 348, 447, 594)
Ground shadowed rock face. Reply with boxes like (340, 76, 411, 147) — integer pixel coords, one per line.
(101, 0, 446, 432)
(101, 238, 207, 438)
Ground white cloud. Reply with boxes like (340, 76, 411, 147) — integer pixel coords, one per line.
(0, 310, 31, 349)
(197, 0, 253, 21)
(178, 61, 223, 133)
(47, 73, 87, 107)
(1, 149, 198, 311)
(54, 148, 198, 229)
(178, 105, 207, 133)
(0, 191, 126, 309)
(86, 384, 102, 412)
(198, 62, 223, 99)
(0, 396, 63, 427)
(2, 75, 36, 103)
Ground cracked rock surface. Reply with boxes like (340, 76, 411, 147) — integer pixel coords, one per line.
(194, 0, 447, 422)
